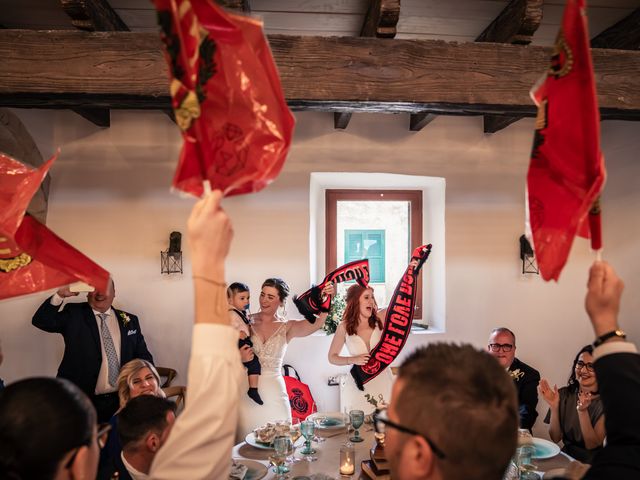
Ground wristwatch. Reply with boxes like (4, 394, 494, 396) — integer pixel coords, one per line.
(593, 329, 626, 347)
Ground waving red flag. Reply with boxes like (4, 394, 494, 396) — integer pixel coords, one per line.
(154, 0, 294, 198)
(0, 152, 110, 300)
(527, 0, 606, 281)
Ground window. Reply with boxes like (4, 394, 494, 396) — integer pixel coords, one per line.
(326, 190, 423, 319)
(345, 229, 385, 283)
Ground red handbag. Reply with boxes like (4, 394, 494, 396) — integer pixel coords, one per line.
(282, 364, 317, 421)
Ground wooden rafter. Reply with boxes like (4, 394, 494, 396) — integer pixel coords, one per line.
(361, 0, 401, 38)
(0, 31, 639, 120)
(476, 0, 543, 134)
(591, 8, 640, 50)
(409, 113, 436, 132)
(333, 112, 352, 130)
(216, 0, 251, 12)
(60, 0, 129, 32)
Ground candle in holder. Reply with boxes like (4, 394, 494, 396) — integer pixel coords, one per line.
(339, 443, 355, 475)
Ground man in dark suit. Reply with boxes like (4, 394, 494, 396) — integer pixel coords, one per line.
(579, 261, 640, 479)
(32, 279, 153, 422)
(487, 327, 540, 431)
(98, 395, 176, 480)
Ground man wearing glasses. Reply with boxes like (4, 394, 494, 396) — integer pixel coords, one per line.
(487, 327, 540, 432)
(376, 343, 518, 479)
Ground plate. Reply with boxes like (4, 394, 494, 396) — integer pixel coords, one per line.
(244, 432, 304, 450)
(531, 438, 561, 459)
(307, 412, 346, 429)
(232, 459, 268, 480)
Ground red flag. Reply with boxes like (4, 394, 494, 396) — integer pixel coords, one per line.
(154, 0, 295, 198)
(527, 0, 606, 281)
(0, 152, 110, 300)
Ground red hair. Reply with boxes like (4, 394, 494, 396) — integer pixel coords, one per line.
(342, 284, 382, 336)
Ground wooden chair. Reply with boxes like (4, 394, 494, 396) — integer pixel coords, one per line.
(156, 367, 177, 388)
(163, 386, 186, 411)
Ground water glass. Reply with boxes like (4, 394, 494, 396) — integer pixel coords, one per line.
(300, 420, 317, 461)
(349, 410, 365, 443)
(312, 413, 327, 443)
(273, 435, 293, 474)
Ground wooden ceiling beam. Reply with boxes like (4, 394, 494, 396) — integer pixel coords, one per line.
(409, 113, 436, 132)
(0, 31, 639, 120)
(476, 0, 543, 134)
(216, 0, 251, 13)
(60, 0, 129, 32)
(591, 8, 640, 50)
(361, 0, 401, 39)
(333, 112, 352, 130)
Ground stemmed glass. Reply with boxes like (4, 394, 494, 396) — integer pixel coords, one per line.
(349, 410, 365, 443)
(287, 419, 302, 464)
(300, 419, 317, 461)
(270, 435, 292, 478)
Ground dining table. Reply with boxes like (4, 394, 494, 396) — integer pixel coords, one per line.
(231, 421, 576, 480)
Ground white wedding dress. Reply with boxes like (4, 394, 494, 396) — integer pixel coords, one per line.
(237, 319, 292, 438)
(340, 325, 394, 414)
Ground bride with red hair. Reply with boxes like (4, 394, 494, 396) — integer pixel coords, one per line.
(327, 283, 394, 413)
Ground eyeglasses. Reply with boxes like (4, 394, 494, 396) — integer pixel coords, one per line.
(64, 423, 112, 470)
(575, 361, 594, 372)
(372, 408, 446, 459)
(489, 343, 513, 353)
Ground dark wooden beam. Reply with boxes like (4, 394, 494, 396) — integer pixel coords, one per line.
(333, 112, 352, 130)
(361, 0, 401, 38)
(60, 0, 129, 32)
(483, 115, 522, 134)
(591, 8, 640, 50)
(409, 112, 436, 131)
(73, 107, 110, 127)
(1, 31, 639, 120)
(216, 0, 251, 12)
(476, 0, 543, 45)
(476, 0, 543, 133)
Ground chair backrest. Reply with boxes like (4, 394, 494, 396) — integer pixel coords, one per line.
(156, 367, 177, 388)
(163, 386, 186, 411)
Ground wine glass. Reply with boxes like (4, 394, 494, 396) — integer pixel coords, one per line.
(349, 410, 365, 443)
(273, 435, 293, 475)
(268, 449, 287, 479)
(287, 418, 302, 464)
(300, 419, 317, 461)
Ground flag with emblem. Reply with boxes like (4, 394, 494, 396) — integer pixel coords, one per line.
(526, 0, 605, 281)
(0, 152, 110, 300)
(153, 0, 294, 198)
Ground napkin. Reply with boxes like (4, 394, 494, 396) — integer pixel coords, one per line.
(229, 461, 248, 480)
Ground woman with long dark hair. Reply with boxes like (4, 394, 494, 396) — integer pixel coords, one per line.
(539, 344, 606, 463)
(238, 277, 334, 436)
(327, 283, 394, 413)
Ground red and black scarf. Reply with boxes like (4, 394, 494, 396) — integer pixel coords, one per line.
(350, 244, 432, 390)
(293, 259, 370, 323)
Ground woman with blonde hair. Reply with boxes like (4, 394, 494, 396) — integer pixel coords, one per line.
(101, 359, 166, 468)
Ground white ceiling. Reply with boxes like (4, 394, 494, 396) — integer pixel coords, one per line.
(0, 0, 637, 46)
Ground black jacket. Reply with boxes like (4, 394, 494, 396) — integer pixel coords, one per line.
(583, 352, 640, 479)
(32, 298, 153, 397)
(508, 357, 540, 431)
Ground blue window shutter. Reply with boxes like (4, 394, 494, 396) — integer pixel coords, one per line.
(344, 229, 385, 283)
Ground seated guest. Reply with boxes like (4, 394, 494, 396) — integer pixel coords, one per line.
(487, 327, 540, 431)
(98, 396, 176, 480)
(540, 345, 605, 463)
(0, 190, 240, 480)
(102, 359, 166, 466)
(378, 344, 519, 479)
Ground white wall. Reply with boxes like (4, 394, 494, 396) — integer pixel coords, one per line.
(1, 109, 638, 437)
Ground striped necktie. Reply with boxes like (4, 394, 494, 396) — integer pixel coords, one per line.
(98, 313, 119, 387)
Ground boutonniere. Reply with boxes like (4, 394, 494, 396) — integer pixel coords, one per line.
(118, 311, 131, 327)
(510, 368, 525, 381)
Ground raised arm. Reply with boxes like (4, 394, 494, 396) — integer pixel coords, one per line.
(539, 379, 562, 443)
(31, 286, 79, 333)
(149, 190, 241, 480)
(286, 283, 335, 341)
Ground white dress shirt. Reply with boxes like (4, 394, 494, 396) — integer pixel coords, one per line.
(122, 452, 149, 480)
(149, 323, 243, 480)
(50, 293, 122, 394)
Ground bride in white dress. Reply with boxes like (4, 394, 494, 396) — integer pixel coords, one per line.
(238, 278, 333, 437)
(328, 283, 396, 413)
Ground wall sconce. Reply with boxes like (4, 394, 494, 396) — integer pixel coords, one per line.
(519, 234, 539, 275)
(161, 231, 183, 274)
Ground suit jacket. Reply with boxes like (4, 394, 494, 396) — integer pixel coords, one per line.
(97, 453, 133, 480)
(508, 357, 540, 431)
(32, 298, 153, 397)
(583, 352, 640, 479)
